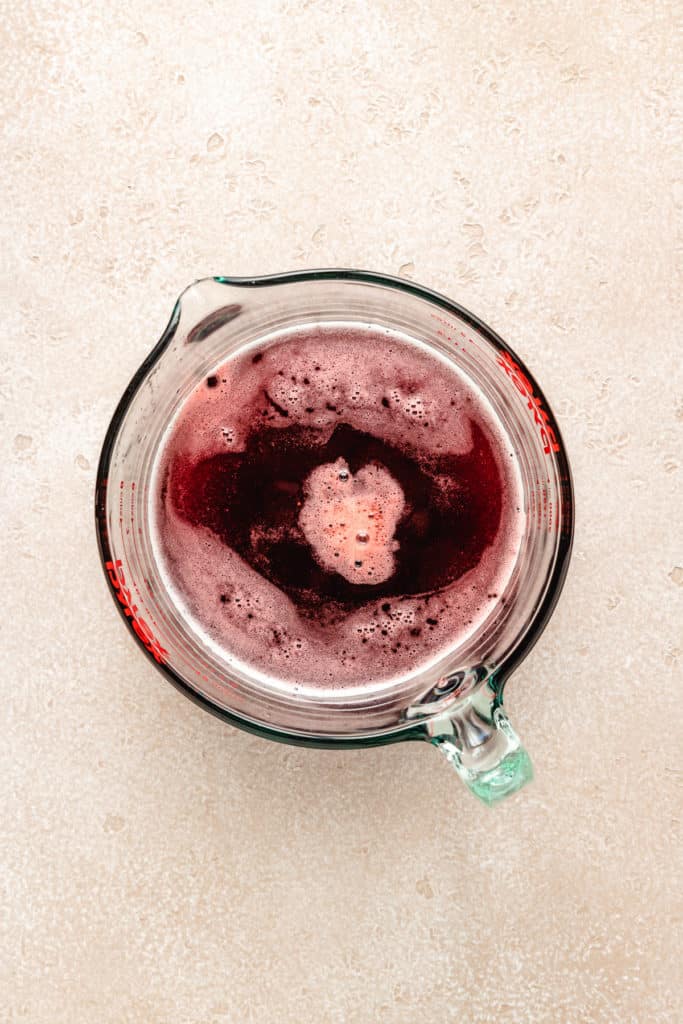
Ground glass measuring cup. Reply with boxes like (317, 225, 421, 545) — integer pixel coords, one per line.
(95, 271, 574, 805)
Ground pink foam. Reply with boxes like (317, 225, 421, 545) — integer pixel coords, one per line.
(299, 458, 404, 584)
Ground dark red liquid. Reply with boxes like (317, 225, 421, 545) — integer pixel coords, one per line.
(155, 324, 522, 688)
(170, 420, 502, 619)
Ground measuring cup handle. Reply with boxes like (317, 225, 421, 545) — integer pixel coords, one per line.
(429, 683, 532, 806)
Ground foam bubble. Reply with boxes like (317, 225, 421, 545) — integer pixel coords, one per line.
(299, 458, 404, 584)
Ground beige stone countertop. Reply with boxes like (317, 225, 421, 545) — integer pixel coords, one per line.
(2, 2, 681, 1022)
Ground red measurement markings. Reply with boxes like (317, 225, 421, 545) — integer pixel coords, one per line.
(497, 351, 560, 456)
(430, 311, 477, 348)
(105, 559, 168, 665)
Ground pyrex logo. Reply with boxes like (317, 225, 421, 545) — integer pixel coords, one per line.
(105, 559, 168, 665)
(497, 351, 561, 456)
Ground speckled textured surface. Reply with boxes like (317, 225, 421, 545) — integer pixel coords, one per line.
(2, 2, 682, 1022)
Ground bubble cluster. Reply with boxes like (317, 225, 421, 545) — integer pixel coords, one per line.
(298, 458, 403, 584)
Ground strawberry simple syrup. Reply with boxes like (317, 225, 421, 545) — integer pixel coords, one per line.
(154, 324, 523, 689)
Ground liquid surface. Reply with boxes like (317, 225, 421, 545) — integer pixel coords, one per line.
(153, 324, 523, 689)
